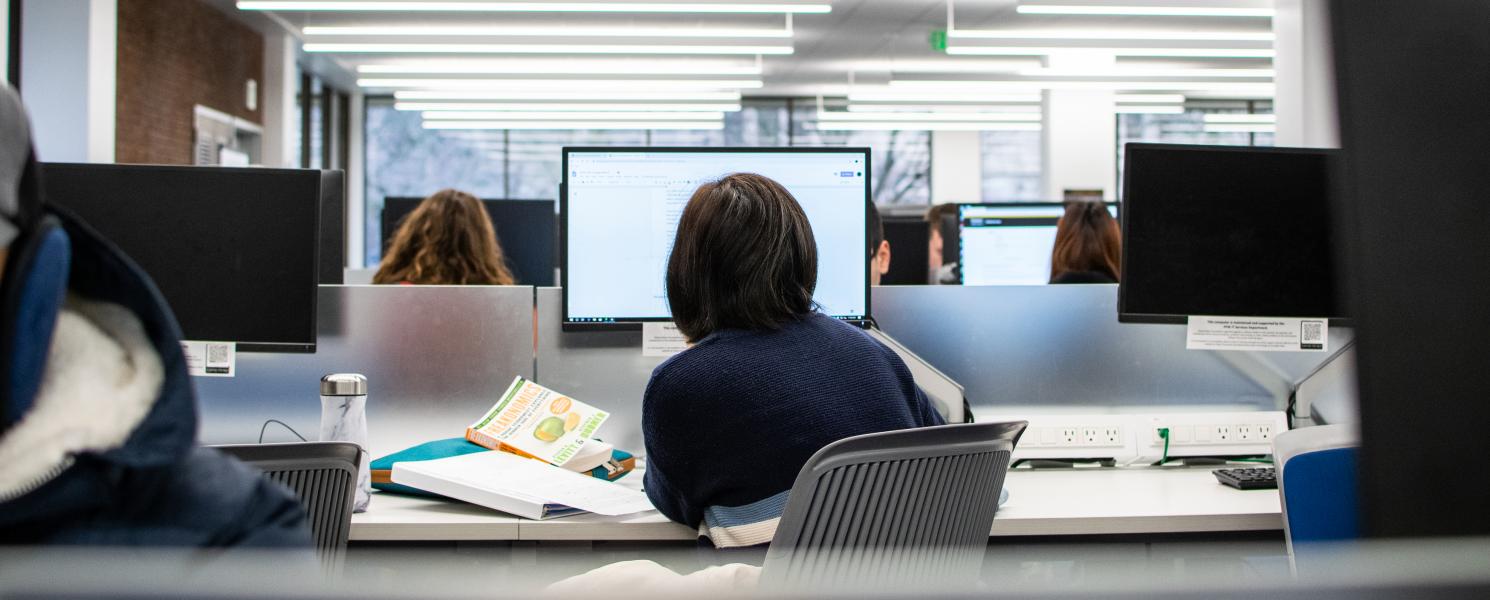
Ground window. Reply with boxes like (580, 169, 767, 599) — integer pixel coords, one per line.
(1116, 100, 1275, 186)
(981, 130, 1043, 201)
(790, 102, 932, 205)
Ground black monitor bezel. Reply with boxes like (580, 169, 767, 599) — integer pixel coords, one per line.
(41, 162, 321, 353)
(1117, 142, 1346, 325)
(955, 201, 1121, 286)
(560, 146, 873, 331)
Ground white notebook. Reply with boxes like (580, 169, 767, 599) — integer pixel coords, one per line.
(391, 451, 654, 520)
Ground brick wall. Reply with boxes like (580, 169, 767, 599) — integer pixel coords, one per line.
(115, 0, 263, 164)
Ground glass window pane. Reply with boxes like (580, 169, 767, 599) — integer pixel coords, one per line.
(363, 98, 507, 266)
(1116, 102, 1275, 187)
(790, 103, 932, 205)
(506, 129, 648, 200)
(980, 130, 1043, 201)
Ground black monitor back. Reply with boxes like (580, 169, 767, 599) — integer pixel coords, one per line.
(1333, 0, 1490, 538)
(381, 197, 555, 286)
(1119, 143, 1342, 323)
(881, 215, 929, 285)
(319, 170, 345, 284)
(41, 163, 320, 353)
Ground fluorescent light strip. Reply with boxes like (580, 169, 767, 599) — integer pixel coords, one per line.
(1116, 105, 1185, 114)
(816, 122, 1043, 132)
(1015, 5, 1274, 18)
(397, 102, 742, 112)
(395, 90, 740, 100)
(817, 111, 1041, 122)
(422, 110, 725, 120)
(1116, 94, 1186, 104)
(424, 120, 725, 130)
(1019, 67, 1274, 78)
(360, 78, 762, 90)
(848, 91, 1044, 103)
(239, 2, 831, 14)
(948, 29, 1274, 41)
(310, 43, 793, 55)
(359, 61, 762, 75)
(946, 47, 1275, 58)
(889, 80, 1275, 93)
(306, 25, 792, 38)
(846, 104, 1040, 113)
(1202, 113, 1276, 124)
(1203, 123, 1275, 133)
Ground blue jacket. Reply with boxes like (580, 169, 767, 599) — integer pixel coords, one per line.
(642, 312, 945, 546)
(0, 108, 311, 547)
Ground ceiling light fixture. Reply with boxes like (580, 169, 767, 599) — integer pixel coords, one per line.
(421, 111, 726, 120)
(396, 102, 743, 112)
(847, 91, 1044, 103)
(1014, 5, 1274, 18)
(815, 122, 1043, 132)
(305, 25, 792, 38)
(945, 46, 1274, 58)
(308, 43, 793, 55)
(1116, 94, 1186, 104)
(424, 120, 725, 130)
(1202, 113, 1277, 124)
(359, 78, 763, 90)
(1018, 67, 1274, 78)
(360, 61, 762, 76)
(888, 80, 1276, 93)
(1115, 105, 1186, 114)
(817, 111, 1041, 122)
(947, 29, 1274, 42)
(239, 1, 831, 14)
(394, 90, 741, 101)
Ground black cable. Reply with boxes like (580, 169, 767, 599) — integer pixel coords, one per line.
(1285, 389, 1298, 430)
(259, 419, 308, 444)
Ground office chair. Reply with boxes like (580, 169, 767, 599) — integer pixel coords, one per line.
(761, 421, 1026, 593)
(1272, 424, 1360, 573)
(214, 442, 361, 567)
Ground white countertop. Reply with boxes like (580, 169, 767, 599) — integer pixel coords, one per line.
(350, 464, 1280, 542)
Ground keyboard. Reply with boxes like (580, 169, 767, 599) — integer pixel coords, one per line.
(1213, 467, 1277, 490)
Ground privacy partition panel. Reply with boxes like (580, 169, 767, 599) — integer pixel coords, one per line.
(195, 285, 536, 457)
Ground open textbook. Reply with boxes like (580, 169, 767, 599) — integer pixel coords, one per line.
(390, 376, 650, 519)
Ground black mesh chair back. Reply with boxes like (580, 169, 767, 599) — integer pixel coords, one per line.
(762, 421, 1026, 593)
(215, 442, 360, 568)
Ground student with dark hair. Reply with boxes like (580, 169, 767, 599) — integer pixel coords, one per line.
(868, 202, 891, 285)
(1050, 201, 1122, 284)
(642, 173, 944, 548)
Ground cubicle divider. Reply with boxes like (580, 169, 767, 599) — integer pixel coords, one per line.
(194, 285, 535, 457)
(532, 287, 662, 454)
(193, 284, 1354, 461)
(872, 284, 1354, 413)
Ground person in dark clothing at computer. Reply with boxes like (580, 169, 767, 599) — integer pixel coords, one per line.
(1050, 200, 1122, 284)
(641, 173, 945, 548)
(0, 84, 312, 549)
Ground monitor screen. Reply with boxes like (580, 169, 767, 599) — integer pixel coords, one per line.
(382, 197, 556, 286)
(319, 170, 345, 285)
(1119, 143, 1341, 323)
(42, 163, 321, 353)
(562, 148, 870, 327)
(958, 203, 1118, 286)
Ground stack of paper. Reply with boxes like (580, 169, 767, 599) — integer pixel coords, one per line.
(391, 451, 653, 520)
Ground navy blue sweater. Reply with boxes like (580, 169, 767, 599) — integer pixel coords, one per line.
(642, 312, 944, 543)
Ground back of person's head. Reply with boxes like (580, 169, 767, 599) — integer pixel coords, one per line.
(1051, 200, 1122, 282)
(666, 173, 817, 342)
(374, 189, 516, 285)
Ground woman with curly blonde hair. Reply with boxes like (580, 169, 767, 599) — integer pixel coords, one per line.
(374, 189, 516, 285)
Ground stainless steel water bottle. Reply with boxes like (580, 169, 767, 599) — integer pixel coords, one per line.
(320, 373, 371, 512)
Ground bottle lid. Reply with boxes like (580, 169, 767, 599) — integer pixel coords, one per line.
(321, 373, 368, 396)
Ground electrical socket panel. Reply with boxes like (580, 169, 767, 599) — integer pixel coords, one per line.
(1138, 411, 1289, 460)
(1007, 415, 1138, 462)
(986, 411, 1289, 464)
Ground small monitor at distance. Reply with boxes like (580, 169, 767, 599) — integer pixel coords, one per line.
(562, 147, 871, 329)
(42, 163, 322, 353)
(382, 198, 556, 286)
(1119, 143, 1342, 324)
(958, 203, 1119, 286)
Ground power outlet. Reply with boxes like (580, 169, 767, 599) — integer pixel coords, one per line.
(1258, 425, 1274, 440)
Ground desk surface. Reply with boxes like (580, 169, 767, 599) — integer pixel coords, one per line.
(350, 465, 1280, 542)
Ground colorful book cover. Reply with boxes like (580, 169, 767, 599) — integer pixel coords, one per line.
(466, 376, 609, 467)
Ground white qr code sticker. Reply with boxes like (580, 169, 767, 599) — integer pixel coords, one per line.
(1187, 317, 1329, 352)
(182, 341, 236, 377)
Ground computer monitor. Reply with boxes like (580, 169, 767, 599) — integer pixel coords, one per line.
(41, 163, 321, 353)
(957, 203, 1119, 286)
(561, 147, 871, 329)
(1118, 143, 1342, 324)
(381, 197, 556, 286)
(319, 170, 345, 285)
